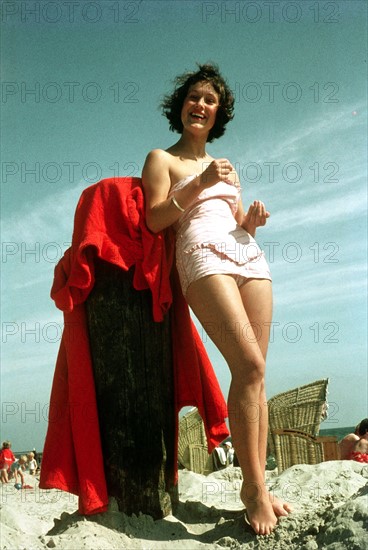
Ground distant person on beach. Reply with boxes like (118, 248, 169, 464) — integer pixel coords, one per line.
(142, 63, 291, 535)
(339, 418, 368, 462)
(9, 456, 28, 486)
(32, 448, 40, 472)
(27, 452, 38, 475)
(0, 441, 16, 483)
(213, 441, 235, 470)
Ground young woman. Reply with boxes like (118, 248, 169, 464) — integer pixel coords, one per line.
(142, 63, 291, 535)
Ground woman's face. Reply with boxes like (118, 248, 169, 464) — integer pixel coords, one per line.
(181, 80, 220, 135)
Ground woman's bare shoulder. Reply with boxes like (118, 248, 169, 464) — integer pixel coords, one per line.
(143, 149, 174, 173)
(142, 149, 172, 191)
(144, 148, 172, 163)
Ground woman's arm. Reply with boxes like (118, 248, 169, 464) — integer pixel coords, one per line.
(142, 149, 203, 233)
(142, 149, 175, 233)
(235, 195, 270, 238)
(142, 150, 234, 233)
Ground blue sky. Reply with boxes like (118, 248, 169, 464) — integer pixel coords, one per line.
(1, 0, 367, 451)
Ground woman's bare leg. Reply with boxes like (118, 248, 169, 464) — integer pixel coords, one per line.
(186, 274, 277, 535)
(0, 469, 8, 483)
(239, 279, 292, 516)
(239, 279, 270, 471)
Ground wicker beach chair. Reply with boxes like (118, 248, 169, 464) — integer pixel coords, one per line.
(268, 379, 339, 472)
(271, 429, 324, 472)
(177, 408, 213, 474)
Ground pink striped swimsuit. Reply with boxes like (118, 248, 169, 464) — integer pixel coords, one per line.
(169, 174, 271, 296)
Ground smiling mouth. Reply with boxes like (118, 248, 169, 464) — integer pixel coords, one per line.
(190, 112, 206, 120)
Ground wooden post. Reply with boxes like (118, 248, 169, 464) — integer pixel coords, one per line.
(85, 259, 178, 519)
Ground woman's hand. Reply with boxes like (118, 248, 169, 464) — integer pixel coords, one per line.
(200, 158, 235, 188)
(242, 200, 270, 237)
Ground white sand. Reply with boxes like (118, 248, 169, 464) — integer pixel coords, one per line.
(1, 461, 367, 550)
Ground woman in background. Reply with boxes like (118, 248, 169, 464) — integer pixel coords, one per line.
(339, 418, 368, 462)
(142, 63, 291, 535)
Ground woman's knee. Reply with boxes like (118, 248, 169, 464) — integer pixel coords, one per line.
(232, 356, 266, 384)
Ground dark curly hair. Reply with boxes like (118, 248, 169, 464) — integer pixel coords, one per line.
(161, 63, 234, 143)
(357, 418, 368, 436)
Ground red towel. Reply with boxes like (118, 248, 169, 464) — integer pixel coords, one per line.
(39, 177, 229, 515)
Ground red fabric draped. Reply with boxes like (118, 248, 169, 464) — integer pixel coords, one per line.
(39, 177, 229, 515)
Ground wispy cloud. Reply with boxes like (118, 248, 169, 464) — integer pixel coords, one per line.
(266, 102, 366, 161)
(274, 277, 366, 307)
(236, 101, 367, 249)
(2, 182, 88, 380)
(244, 100, 367, 164)
(1, 180, 87, 309)
(11, 272, 54, 291)
(2, 180, 87, 243)
(272, 255, 367, 304)
(270, 183, 366, 230)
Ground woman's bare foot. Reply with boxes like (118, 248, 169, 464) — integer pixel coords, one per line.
(241, 483, 278, 536)
(268, 491, 293, 517)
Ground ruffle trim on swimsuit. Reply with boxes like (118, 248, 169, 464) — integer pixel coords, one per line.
(183, 242, 266, 267)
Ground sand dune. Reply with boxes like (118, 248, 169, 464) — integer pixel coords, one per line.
(1, 460, 367, 549)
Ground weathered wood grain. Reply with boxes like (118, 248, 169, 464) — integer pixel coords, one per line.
(86, 259, 178, 518)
